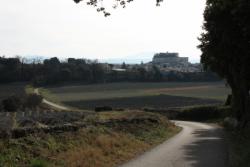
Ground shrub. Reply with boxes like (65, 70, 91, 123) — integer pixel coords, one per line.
(176, 105, 231, 121)
(24, 94, 43, 109)
(115, 108, 125, 111)
(0, 103, 3, 112)
(2, 96, 22, 112)
(32, 76, 46, 87)
(95, 106, 113, 112)
(225, 94, 232, 106)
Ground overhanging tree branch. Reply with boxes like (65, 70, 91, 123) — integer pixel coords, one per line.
(73, 0, 164, 16)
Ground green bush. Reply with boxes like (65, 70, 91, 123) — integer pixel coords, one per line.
(225, 94, 232, 106)
(24, 94, 43, 109)
(30, 159, 49, 167)
(0, 103, 3, 112)
(177, 105, 231, 121)
(2, 96, 22, 112)
(95, 106, 113, 112)
(32, 76, 46, 87)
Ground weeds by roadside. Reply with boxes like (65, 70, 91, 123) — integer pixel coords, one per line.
(0, 111, 180, 167)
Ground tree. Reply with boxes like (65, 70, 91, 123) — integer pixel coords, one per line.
(121, 62, 127, 69)
(0, 57, 21, 82)
(91, 63, 105, 83)
(137, 67, 147, 81)
(43, 57, 61, 84)
(24, 94, 43, 109)
(73, 0, 163, 16)
(152, 65, 162, 81)
(2, 96, 22, 112)
(199, 0, 250, 128)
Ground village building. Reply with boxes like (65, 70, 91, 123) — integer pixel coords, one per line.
(152, 52, 189, 68)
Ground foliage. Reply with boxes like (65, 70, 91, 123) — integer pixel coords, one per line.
(199, 0, 250, 127)
(95, 106, 113, 112)
(121, 62, 127, 69)
(1, 93, 42, 112)
(177, 105, 231, 122)
(0, 57, 21, 83)
(0, 103, 3, 112)
(23, 94, 43, 109)
(73, 0, 164, 17)
(0, 57, 220, 86)
(2, 96, 22, 112)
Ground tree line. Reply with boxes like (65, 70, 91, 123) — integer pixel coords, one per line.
(0, 56, 220, 86)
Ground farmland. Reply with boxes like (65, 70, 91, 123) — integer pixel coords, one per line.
(0, 81, 232, 166)
(40, 82, 230, 110)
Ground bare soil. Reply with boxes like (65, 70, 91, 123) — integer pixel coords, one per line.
(64, 94, 222, 110)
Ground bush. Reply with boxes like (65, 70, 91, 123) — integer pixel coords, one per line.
(95, 106, 113, 112)
(2, 96, 22, 112)
(176, 105, 231, 121)
(32, 76, 46, 87)
(225, 94, 232, 106)
(24, 94, 43, 109)
(0, 103, 3, 112)
(115, 108, 125, 111)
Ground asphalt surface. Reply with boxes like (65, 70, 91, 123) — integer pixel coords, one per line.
(120, 121, 228, 167)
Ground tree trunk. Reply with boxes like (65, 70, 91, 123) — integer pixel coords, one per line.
(231, 80, 250, 129)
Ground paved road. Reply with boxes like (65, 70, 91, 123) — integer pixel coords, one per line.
(120, 121, 228, 167)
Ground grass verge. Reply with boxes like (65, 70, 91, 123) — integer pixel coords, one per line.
(0, 111, 180, 167)
(177, 105, 231, 122)
(25, 85, 35, 95)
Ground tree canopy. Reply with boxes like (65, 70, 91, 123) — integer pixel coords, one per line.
(199, 0, 250, 127)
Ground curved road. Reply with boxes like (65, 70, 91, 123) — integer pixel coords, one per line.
(34, 88, 70, 111)
(120, 121, 228, 167)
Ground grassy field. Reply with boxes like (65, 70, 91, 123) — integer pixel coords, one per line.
(40, 82, 230, 110)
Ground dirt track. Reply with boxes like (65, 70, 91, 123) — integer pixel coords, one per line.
(34, 88, 70, 111)
(120, 121, 228, 167)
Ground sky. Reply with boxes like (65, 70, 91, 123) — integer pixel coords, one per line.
(0, 0, 206, 63)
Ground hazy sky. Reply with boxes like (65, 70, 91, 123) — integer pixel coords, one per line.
(0, 0, 206, 63)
